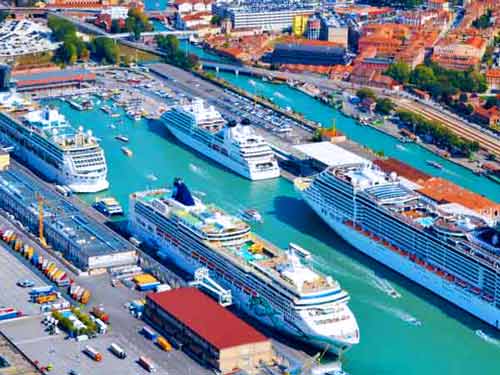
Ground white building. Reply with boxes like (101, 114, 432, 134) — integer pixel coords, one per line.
(101, 6, 129, 20)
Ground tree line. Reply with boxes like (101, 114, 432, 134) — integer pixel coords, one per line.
(397, 110, 480, 157)
(155, 35, 199, 70)
(48, 15, 121, 65)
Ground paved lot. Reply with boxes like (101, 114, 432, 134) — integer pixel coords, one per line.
(0, 243, 56, 317)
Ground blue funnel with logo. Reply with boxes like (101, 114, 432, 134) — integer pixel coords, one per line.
(172, 178, 195, 206)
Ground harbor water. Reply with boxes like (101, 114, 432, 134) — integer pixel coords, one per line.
(44, 72, 500, 375)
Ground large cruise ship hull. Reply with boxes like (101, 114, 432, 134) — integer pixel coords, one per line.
(10, 143, 108, 193)
(304, 198, 500, 329)
(130, 221, 353, 354)
(166, 125, 280, 181)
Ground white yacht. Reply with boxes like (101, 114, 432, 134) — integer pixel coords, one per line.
(129, 178, 359, 353)
(0, 106, 108, 193)
(160, 98, 280, 180)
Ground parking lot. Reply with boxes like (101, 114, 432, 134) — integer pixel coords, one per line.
(0, 243, 57, 317)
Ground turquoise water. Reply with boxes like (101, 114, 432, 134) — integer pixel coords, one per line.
(44, 81, 500, 374)
(144, 0, 167, 11)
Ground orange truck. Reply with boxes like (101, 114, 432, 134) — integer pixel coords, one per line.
(156, 336, 172, 352)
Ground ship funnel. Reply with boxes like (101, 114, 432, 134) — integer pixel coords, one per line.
(172, 178, 195, 206)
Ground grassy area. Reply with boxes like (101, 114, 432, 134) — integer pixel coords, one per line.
(118, 44, 161, 63)
(14, 52, 54, 68)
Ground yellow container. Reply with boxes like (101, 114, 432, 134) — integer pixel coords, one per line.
(80, 290, 91, 304)
(133, 274, 158, 285)
(156, 336, 172, 352)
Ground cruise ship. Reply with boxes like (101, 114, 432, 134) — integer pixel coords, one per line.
(160, 98, 280, 180)
(295, 163, 500, 329)
(129, 178, 359, 353)
(0, 107, 108, 193)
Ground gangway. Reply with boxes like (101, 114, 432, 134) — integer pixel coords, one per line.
(189, 267, 232, 307)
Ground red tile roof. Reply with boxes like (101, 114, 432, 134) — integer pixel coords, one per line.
(147, 288, 268, 350)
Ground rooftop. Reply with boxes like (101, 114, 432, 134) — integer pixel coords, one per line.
(0, 167, 132, 258)
(294, 142, 368, 167)
(147, 288, 268, 350)
(418, 178, 500, 213)
(13, 68, 96, 88)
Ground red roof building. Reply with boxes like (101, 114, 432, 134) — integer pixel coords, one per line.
(145, 288, 274, 374)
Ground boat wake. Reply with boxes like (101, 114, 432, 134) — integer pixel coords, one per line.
(249, 79, 256, 86)
(273, 92, 285, 99)
(193, 190, 206, 197)
(146, 173, 158, 182)
(189, 163, 205, 176)
(371, 301, 421, 326)
(476, 330, 500, 347)
(370, 277, 402, 299)
(343, 261, 402, 298)
(395, 144, 407, 152)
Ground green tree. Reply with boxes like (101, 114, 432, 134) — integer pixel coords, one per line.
(385, 60, 411, 84)
(410, 65, 436, 88)
(484, 96, 499, 109)
(356, 88, 376, 101)
(375, 98, 394, 115)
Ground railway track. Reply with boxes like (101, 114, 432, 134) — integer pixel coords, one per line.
(396, 100, 500, 157)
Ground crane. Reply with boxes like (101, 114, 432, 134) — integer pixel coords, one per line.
(36, 193, 47, 248)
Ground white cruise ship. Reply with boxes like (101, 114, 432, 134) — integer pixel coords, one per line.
(295, 163, 500, 329)
(129, 178, 359, 353)
(0, 107, 108, 193)
(161, 98, 280, 180)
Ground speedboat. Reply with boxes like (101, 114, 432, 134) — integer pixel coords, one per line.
(115, 134, 129, 143)
(240, 209, 263, 223)
(121, 146, 133, 157)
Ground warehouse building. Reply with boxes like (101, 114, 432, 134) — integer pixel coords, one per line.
(12, 68, 96, 93)
(0, 167, 137, 272)
(145, 288, 274, 374)
(271, 43, 347, 66)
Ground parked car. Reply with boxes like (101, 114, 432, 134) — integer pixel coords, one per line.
(17, 279, 35, 288)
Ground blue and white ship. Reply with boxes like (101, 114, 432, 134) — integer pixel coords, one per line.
(129, 178, 359, 353)
(0, 106, 108, 193)
(295, 162, 500, 329)
(160, 98, 280, 180)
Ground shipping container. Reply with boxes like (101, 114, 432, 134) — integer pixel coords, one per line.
(155, 284, 171, 293)
(80, 290, 91, 305)
(138, 356, 156, 372)
(142, 326, 158, 340)
(36, 293, 57, 304)
(109, 343, 127, 359)
(14, 239, 23, 251)
(31, 252, 39, 265)
(84, 346, 103, 362)
(30, 286, 55, 296)
(156, 336, 172, 352)
(0, 307, 19, 321)
(137, 282, 161, 292)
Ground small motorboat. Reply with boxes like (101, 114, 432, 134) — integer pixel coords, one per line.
(121, 146, 133, 157)
(115, 134, 129, 143)
(241, 209, 263, 223)
(426, 160, 443, 169)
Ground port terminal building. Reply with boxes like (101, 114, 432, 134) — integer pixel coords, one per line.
(12, 68, 96, 94)
(0, 166, 137, 272)
(145, 288, 274, 374)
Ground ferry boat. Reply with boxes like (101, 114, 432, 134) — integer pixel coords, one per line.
(93, 197, 123, 216)
(295, 162, 500, 330)
(129, 178, 359, 353)
(160, 98, 280, 181)
(0, 106, 109, 193)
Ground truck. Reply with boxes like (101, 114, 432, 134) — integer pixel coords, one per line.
(142, 326, 158, 341)
(84, 346, 103, 362)
(109, 343, 127, 359)
(138, 356, 156, 372)
(30, 286, 56, 296)
(0, 307, 20, 321)
(91, 306, 110, 323)
(156, 336, 172, 352)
